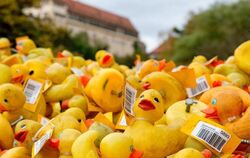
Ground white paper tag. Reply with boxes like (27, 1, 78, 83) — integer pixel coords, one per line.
(71, 67, 84, 76)
(40, 117, 50, 126)
(186, 76, 210, 98)
(192, 121, 230, 152)
(21, 55, 28, 62)
(119, 115, 128, 126)
(124, 83, 137, 116)
(33, 129, 53, 156)
(24, 79, 43, 104)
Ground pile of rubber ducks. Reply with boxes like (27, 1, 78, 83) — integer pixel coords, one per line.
(1, 36, 250, 158)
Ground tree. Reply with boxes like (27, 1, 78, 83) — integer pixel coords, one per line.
(172, 0, 250, 64)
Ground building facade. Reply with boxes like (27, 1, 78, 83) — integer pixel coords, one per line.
(24, 0, 139, 57)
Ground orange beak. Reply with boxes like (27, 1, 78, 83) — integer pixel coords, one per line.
(57, 52, 64, 58)
(212, 80, 222, 88)
(0, 104, 8, 112)
(102, 54, 112, 65)
(138, 99, 155, 111)
(61, 100, 69, 110)
(11, 75, 24, 83)
(16, 45, 23, 53)
(129, 148, 143, 158)
(210, 59, 224, 67)
(143, 82, 151, 90)
(80, 75, 92, 87)
(201, 149, 212, 158)
(158, 59, 166, 71)
(202, 107, 220, 120)
(49, 138, 60, 150)
(14, 130, 29, 143)
(84, 119, 95, 128)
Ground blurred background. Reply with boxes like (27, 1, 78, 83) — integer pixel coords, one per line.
(0, 0, 249, 66)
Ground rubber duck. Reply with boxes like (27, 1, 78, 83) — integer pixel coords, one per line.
(46, 63, 71, 84)
(0, 37, 11, 56)
(125, 89, 186, 158)
(95, 50, 115, 68)
(1, 147, 30, 158)
(0, 114, 14, 149)
(0, 63, 12, 84)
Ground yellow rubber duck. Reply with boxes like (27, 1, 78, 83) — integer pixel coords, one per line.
(46, 63, 71, 84)
(72, 56, 86, 68)
(44, 74, 83, 103)
(125, 89, 186, 158)
(141, 71, 186, 110)
(27, 48, 53, 60)
(61, 94, 89, 114)
(16, 38, 36, 55)
(100, 132, 143, 158)
(1, 147, 30, 158)
(24, 59, 48, 80)
(0, 83, 26, 124)
(14, 119, 42, 152)
(0, 37, 11, 56)
(166, 99, 209, 129)
(58, 129, 81, 158)
(71, 130, 100, 158)
(172, 148, 204, 158)
(95, 50, 115, 68)
(85, 68, 124, 112)
(11, 64, 29, 84)
(137, 59, 161, 79)
(0, 114, 14, 149)
(0, 63, 12, 84)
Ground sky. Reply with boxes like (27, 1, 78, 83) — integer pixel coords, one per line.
(79, 0, 236, 52)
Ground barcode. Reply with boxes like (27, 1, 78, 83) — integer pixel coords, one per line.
(192, 121, 230, 152)
(186, 76, 210, 98)
(24, 79, 43, 104)
(124, 83, 137, 115)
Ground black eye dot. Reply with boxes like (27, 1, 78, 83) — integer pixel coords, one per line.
(140, 95, 144, 98)
(78, 119, 81, 123)
(4, 99, 8, 103)
(154, 97, 159, 103)
(29, 70, 34, 75)
(21, 124, 26, 129)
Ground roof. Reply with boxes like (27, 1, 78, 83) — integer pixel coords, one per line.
(54, 0, 138, 36)
(151, 36, 175, 55)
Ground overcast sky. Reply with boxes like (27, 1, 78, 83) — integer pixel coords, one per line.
(79, 0, 236, 52)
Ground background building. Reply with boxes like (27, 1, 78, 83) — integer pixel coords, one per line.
(24, 0, 139, 57)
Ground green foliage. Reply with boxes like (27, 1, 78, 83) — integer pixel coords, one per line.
(173, 0, 250, 64)
(0, 0, 108, 60)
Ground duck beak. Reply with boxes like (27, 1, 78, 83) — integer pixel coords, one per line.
(80, 75, 91, 87)
(212, 80, 222, 87)
(129, 148, 143, 158)
(202, 107, 219, 120)
(57, 52, 64, 58)
(16, 45, 23, 52)
(142, 82, 151, 90)
(49, 138, 60, 150)
(138, 99, 155, 111)
(0, 104, 8, 112)
(201, 149, 212, 158)
(11, 74, 24, 83)
(61, 100, 69, 110)
(158, 59, 166, 71)
(14, 130, 28, 143)
(102, 54, 112, 65)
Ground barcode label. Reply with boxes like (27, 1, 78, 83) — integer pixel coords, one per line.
(124, 83, 137, 115)
(33, 129, 53, 156)
(71, 67, 84, 76)
(192, 121, 230, 152)
(24, 79, 43, 104)
(186, 76, 210, 98)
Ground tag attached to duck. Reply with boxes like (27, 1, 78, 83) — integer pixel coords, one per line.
(168, 68, 196, 88)
(115, 111, 128, 130)
(94, 112, 115, 130)
(32, 122, 55, 157)
(124, 82, 137, 116)
(71, 67, 84, 76)
(43, 80, 52, 93)
(37, 114, 50, 126)
(23, 78, 45, 112)
(181, 115, 241, 158)
(186, 75, 212, 98)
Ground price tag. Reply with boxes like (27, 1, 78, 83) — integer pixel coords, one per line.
(37, 115, 50, 126)
(23, 78, 44, 112)
(181, 115, 241, 157)
(71, 67, 84, 76)
(32, 122, 55, 157)
(115, 111, 128, 130)
(124, 83, 137, 116)
(186, 76, 210, 98)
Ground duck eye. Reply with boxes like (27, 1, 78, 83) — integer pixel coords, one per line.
(4, 99, 8, 103)
(29, 70, 34, 75)
(154, 97, 159, 103)
(21, 124, 26, 129)
(140, 95, 144, 98)
(78, 119, 81, 123)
